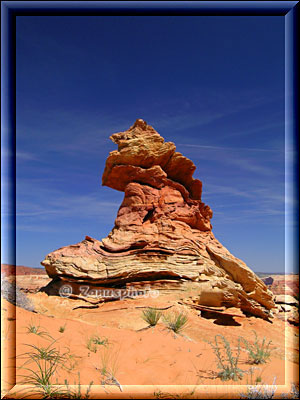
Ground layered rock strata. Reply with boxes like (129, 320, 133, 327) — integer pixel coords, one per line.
(41, 119, 275, 319)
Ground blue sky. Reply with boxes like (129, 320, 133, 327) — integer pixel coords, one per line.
(8, 16, 288, 272)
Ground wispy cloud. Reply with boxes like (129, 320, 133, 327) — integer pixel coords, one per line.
(150, 90, 283, 134)
(221, 121, 284, 140)
(188, 147, 282, 177)
(16, 109, 133, 156)
(223, 156, 276, 176)
(16, 151, 40, 162)
(178, 143, 283, 153)
(202, 177, 286, 226)
(204, 183, 254, 199)
(16, 190, 120, 218)
(12, 86, 286, 233)
(13, 178, 123, 232)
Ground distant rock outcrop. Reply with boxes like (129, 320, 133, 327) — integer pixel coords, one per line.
(41, 119, 275, 319)
(1, 264, 46, 277)
(274, 294, 299, 325)
(262, 276, 274, 286)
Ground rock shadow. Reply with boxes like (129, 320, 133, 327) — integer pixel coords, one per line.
(201, 310, 242, 326)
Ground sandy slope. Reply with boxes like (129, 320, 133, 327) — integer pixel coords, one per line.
(1, 284, 299, 399)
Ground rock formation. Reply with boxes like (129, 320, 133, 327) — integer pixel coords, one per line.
(275, 295, 299, 325)
(41, 119, 276, 319)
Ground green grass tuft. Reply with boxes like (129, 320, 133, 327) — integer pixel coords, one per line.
(59, 324, 66, 333)
(163, 311, 188, 334)
(17, 336, 90, 399)
(26, 322, 53, 340)
(141, 308, 162, 326)
(86, 334, 108, 353)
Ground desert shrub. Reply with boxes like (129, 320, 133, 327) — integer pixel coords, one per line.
(141, 308, 162, 326)
(240, 331, 272, 364)
(163, 311, 188, 334)
(59, 324, 66, 333)
(210, 334, 243, 381)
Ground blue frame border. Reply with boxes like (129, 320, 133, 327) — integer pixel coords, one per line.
(1, 1, 299, 398)
(0, 1, 298, 15)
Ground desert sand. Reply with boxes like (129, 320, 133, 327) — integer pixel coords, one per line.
(1, 271, 299, 399)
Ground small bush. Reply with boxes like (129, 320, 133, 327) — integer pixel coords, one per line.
(141, 308, 162, 326)
(163, 311, 188, 334)
(210, 334, 243, 381)
(240, 331, 272, 364)
(59, 324, 66, 333)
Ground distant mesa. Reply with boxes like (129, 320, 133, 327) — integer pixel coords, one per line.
(41, 119, 276, 320)
(1, 264, 46, 278)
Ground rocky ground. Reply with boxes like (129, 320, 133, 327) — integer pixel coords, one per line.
(1, 268, 299, 399)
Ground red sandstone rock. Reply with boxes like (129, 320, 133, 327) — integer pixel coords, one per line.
(41, 119, 276, 320)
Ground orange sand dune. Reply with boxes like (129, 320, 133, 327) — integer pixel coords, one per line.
(2, 287, 299, 399)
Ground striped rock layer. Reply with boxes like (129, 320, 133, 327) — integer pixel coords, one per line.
(41, 119, 275, 319)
